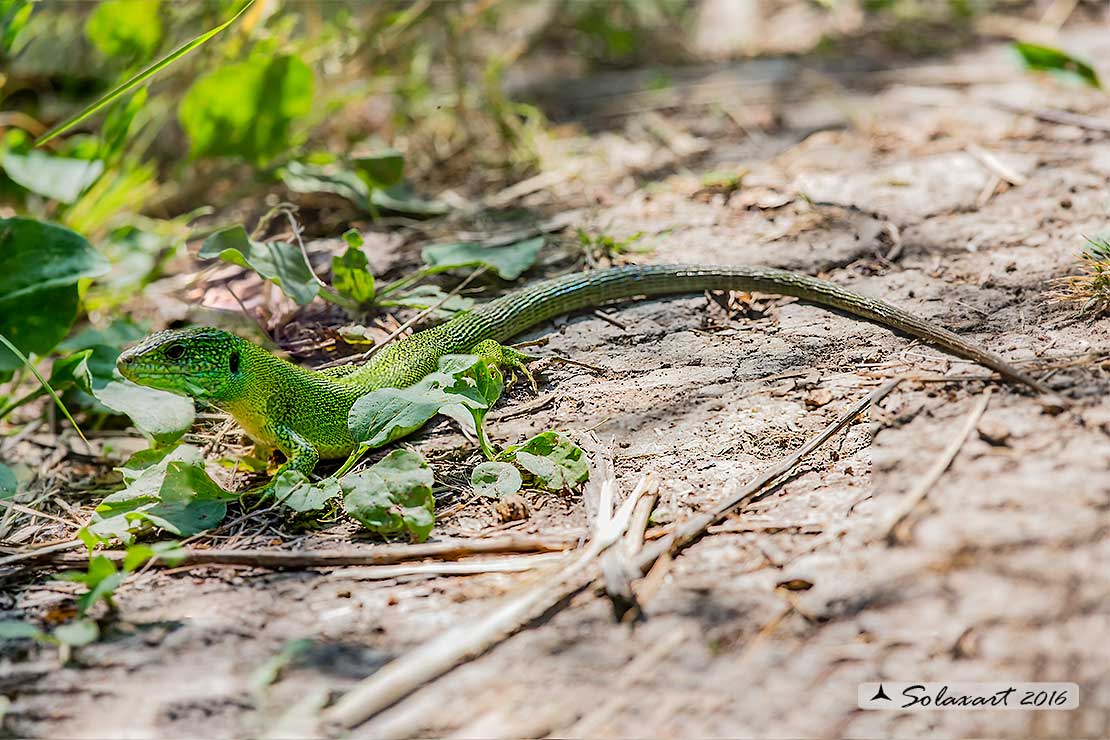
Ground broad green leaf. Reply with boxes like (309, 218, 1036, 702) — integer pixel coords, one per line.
(180, 53, 314, 163)
(353, 150, 404, 189)
(53, 618, 100, 647)
(0, 218, 109, 302)
(0, 463, 16, 499)
(342, 229, 364, 248)
(471, 461, 522, 498)
(0, 620, 46, 641)
(384, 285, 474, 313)
(118, 445, 179, 483)
(1014, 42, 1101, 89)
(122, 540, 184, 571)
(1, 151, 104, 203)
(347, 355, 487, 448)
(422, 237, 544, 280)
(90, 446, 233, 542)
(341, 449, 435, 541)
(504, 432, 589, 491)
(199, 225, 318, 305)
(92, 380, 195, 445)
(35, 0, 255, 146)
(331, 246, 376, 307)
(272, 470, 339, 513)
(0, 0, 33, 53)
(0, 218, 109, 372)
(280, 160, 369, 205)
(280, 161, 450, 217)
(85, 0, 161, 59)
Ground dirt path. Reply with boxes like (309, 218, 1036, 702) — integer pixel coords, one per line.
(6, 29, 1110, 740)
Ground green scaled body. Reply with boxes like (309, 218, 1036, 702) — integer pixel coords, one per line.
(118, 264, 1048, 478)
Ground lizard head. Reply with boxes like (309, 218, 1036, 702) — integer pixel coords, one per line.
(117, 327, 252, 403)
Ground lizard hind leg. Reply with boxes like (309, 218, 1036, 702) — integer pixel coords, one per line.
(465, 339, 538, 392)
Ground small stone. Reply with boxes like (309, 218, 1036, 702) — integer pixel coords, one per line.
(977, 419, 1011, 446)
(494, 494, 530, 523)
(804, 388, 834, 409)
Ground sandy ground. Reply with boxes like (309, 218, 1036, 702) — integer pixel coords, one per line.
(4, 27, 1110, 740)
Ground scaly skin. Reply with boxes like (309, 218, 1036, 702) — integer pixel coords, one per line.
(117, 264, 1050, 478)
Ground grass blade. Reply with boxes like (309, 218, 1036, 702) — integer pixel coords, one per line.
(34, 0, 256, 147)
(0, 333, 87, 443)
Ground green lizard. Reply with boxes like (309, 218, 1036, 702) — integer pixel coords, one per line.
(117, 264, 1050, 479)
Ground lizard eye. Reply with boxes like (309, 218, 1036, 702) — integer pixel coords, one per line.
(228, 351, 240, 373)
(165, 344, 186, 360)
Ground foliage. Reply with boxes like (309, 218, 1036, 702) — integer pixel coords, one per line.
(199, 225, 319, 305)
(85, 0, 162, 60)
(471, 461, 522, 498)
(0, 218, 109, 376)
(499, 431, 590, 491)
(0, 151, 104, 203)
(180, 51, 314, 163)
(1013, 42, 1101, 90)
(0, 462, 15, 498)
(341, 449, 435, 542)
(422, 237, 545, 281)
(88, 445, 237, 543)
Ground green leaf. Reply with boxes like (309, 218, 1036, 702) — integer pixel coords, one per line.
(347, 355, 487, 448)
(272, 470, 339, 513)
(53, 618, 100, 647)
(199, 225, 318, 305)
(90, 446, 233, 543)
(1, 151, 104, 203)
(92, 380, 195, 445)
(422, 237, 544, 280)
(370, 185, 450, 216)
(353, 150, 404, 189)
(331, 246, 376, 307)
(471, 461, 522, 498)
(85, 0, 161, 59)
(0, 463, 16, 499)
(0, 620, 46, 641)
(0, 0, 33, 54)
(179, 52, 314, 163)
(384, 285, 474, 314)
(117, 445, 179, 484)
(122, 540, 183, 571)
(342, 229, 364, 248)
(35, 0, 255, 146)
(341, 449, 435, 541)
(1014, 42, 1102, 89)
(0, 218, 109, 372)
(504, 432, 589, 491)
(279, 161, 449, 217)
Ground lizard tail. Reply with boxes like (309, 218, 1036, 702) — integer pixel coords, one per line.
(452, 264, 1050, 394)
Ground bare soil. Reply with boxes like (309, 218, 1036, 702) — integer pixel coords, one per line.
(4, 28, 1110, 740)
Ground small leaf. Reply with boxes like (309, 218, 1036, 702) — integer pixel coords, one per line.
(1014, 42, 1101, 89)
(0, 620, 47, 641)
(199, 225, 318, 305)
(85, 0, 161, 59)
(1, 0, 34, 54)
(279, 160, 369, 206)
(471, 461, 522, 498)
(384, 285, 474, 314)
(505, 432, 589, 491)
(53, 618, 100, 647)
(0, 463, 16, 499)
(92, 380, 195, 445)
(422, 237, 544, 280)
(341, 449, 435, 541)
(331, 246, 376, 307)
(341, 229, 364, 248)
(347, 356, 487, 448)
(352, 150, 404, 189)
(272, 470, 339, 513)
(1, 152, 104, 203)
(90, 445, 233, 542)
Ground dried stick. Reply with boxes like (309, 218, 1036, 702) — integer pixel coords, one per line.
(992, 100, 1110, 133)
(321, 476, 656, 731)
(8, 534, 580, 570)
(334, 552, 567, 581)
(882, 389, 992, 542)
